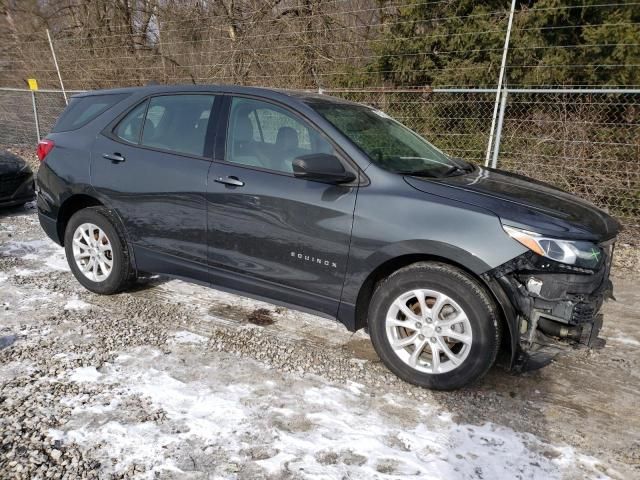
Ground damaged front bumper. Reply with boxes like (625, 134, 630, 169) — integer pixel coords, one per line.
(484, 240, 615, 371)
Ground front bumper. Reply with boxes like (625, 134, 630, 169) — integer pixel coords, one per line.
(489, 241, 615, 371)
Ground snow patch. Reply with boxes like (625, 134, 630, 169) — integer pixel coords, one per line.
(0, 238, 51, 256)
(58, 358, 251, 476)
(64, 298, 92, 311)
(48, 429, 65, 442)
(170, 330, 208, 345)
(64, 420, 179, 474)
(69, 367, 102, 383)
(607, 336, 640, 347)
(13, 267, 40, 276)
(0, 237, 68, 272)
(45, 251, 70, 271)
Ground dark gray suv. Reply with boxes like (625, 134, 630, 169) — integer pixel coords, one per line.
(36, 85, 620, 390)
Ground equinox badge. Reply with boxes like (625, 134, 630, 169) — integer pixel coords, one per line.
(291, 251, 337, 269)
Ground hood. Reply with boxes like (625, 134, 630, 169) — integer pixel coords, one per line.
(0, 150, 31, 176)
(404, 167, 621, 242)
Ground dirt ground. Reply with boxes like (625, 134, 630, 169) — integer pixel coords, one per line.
(1, 200, 639, 479)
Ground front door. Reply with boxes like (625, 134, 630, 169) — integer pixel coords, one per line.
(92, 93, 218, 280)
(206, 96, 358, 316)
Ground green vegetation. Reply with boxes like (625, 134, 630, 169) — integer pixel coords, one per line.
(370, 0, 640, 88)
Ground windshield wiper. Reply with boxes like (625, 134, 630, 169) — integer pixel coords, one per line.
(396, 158, 475, 178)
(441, 158, 475, 177)
(441, 165, 467, 177)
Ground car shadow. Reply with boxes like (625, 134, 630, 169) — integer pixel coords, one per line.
(127, 274, 172, 293)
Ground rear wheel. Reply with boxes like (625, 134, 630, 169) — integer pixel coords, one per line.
(368, 262, 500, 390)
(64, 207, 134, 294)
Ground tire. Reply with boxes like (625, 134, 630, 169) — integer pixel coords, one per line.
(368, 262, 501, 390)
(64, 207, 135, 295)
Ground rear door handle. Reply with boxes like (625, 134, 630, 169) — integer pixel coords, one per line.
(103, 153, 126, 163)
(214, 176, 244, 187)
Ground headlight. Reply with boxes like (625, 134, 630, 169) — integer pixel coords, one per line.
(503, 225, 603, 269)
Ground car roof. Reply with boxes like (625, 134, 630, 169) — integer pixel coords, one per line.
(71, 84, 365, 108)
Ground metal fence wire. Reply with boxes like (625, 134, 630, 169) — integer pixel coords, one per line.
(0, 86, 638, 237)
(0, 89, 38, 146)
(330, 88, 640, 234)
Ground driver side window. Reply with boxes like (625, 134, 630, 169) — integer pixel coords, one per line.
(226, 97, 336, 173)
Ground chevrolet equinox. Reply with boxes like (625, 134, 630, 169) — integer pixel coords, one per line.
(36, 85, 620, 390)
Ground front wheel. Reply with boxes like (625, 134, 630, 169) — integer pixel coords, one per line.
(64, 207, 134, 294)
(368, 262, 501, 390)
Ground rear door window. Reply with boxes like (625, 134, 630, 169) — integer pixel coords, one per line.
(53, 93, 128, 132)
(140, 95, 215, 157)
(114, 100, 148, 144)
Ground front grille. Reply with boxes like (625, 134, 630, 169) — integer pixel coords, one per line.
(0, 172, 29, 197)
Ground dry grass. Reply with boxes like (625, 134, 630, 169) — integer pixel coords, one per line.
(3, 145, 39, 173)
(613, 244, 640, 275)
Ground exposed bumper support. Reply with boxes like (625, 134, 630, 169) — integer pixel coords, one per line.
(485, 247, 614, 371)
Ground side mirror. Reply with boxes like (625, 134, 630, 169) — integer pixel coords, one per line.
(292, 153, 356, 184)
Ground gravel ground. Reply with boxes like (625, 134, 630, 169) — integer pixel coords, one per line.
(1, 199, 639, 477)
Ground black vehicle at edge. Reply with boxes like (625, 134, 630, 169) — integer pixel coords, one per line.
(0, 149, 36, 208)
(36, 85, 620, 390)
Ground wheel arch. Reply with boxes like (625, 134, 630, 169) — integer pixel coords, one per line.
(351, 252, 517, 365)
(57, 194, 138, 275)
(57, 194, 104, 245)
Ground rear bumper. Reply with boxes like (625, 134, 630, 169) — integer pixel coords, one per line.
(38, 210, 62, 245)
(488, 245, 615, 371)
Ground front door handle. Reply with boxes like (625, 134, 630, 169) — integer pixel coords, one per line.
(215, 176, 244, 187)
(103, 153, 126, 163)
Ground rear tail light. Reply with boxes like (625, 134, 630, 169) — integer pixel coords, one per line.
(37, 139, 55, 162)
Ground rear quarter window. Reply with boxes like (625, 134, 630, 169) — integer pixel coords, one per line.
(52, 93, 128, 132)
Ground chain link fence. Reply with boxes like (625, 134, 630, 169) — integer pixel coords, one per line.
(497, 90, 639, 233)
(0, 86, 638, 237)
(0, 89, 38, 145)
(0, 88, 70, 145)
(330, 87, 639, 235)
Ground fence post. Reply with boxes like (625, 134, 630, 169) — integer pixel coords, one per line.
(485, 0, 516, 166)
(31, 91, 41, 142)
(490, 90, 508, 169)
(47, 29, 68, 105)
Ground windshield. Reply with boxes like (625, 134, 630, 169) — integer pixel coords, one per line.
(309, 101, 469, 177)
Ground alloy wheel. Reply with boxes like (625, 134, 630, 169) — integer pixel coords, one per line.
(72, 223, 113, 282)
(385, 289, 473, 374)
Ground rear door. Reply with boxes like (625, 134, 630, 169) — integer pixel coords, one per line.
(92, 93, 219, 280)
(206, 95, 359, 316)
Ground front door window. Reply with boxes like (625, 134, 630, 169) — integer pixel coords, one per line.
(226, 97, 337, 173)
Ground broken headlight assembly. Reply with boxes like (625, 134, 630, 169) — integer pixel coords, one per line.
(502, 225, 603, 270)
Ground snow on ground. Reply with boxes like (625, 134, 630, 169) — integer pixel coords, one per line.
(604, 330, 640, 347)
(57, 346, 603, 480)
(69, 366, 103, 383)
(169, 330, 208, 345)
(64, 297, 93, 311)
